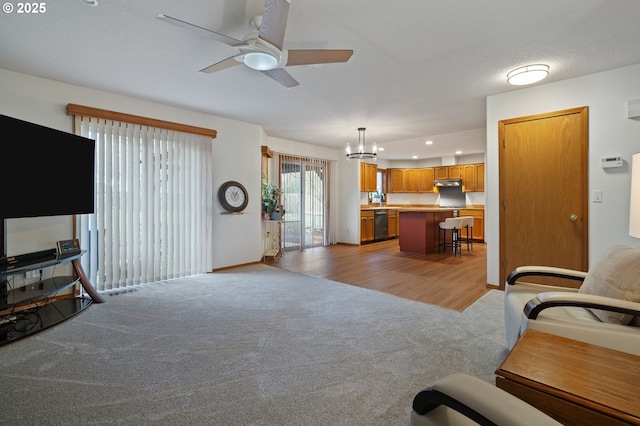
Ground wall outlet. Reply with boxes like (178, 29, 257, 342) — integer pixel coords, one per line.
(25, 270, 40, 279)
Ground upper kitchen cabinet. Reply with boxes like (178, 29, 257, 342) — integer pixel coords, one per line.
(462, 163, 485, 192)
(448, 165, 462, 179)
(435, 165, 462, 179)
(389, 168, 416, 192)
(389, 168, 433, 193)
(434, 166, 449, 179)
(417, 168, 435, 192)
(360, 162, 377, 192)
(388, 164, 483, 193)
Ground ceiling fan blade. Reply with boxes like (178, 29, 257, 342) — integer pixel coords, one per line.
(261, 68, 299, 87)
(286, 49, 354, 66)
(258, 0, 289, 50)
(156, 14, 244, 47)
(200, 57, 241, 74)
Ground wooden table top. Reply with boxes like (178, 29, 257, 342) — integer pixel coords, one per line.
(496, 329, 640, 423)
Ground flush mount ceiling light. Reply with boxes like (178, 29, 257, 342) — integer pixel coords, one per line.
(507, 64, 549, 86)
(346, 127, 377, 159)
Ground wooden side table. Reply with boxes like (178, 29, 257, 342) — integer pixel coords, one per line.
(495, 329, 640, 426)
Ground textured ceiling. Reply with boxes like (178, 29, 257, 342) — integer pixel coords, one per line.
(1, 0, 639, 159)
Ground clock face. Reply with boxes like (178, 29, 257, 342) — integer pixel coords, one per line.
(218, 181, 249, 212)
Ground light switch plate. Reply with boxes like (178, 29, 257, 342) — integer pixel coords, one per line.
(592, 190, 603, 203)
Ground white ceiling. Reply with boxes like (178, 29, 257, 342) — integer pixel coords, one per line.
(1, 0, 640, 160)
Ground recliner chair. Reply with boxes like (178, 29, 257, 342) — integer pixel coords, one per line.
(504, 244, 640, 355)
(410, 373, 562, 425)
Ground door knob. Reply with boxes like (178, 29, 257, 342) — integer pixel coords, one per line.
(569, 214, 578, 222)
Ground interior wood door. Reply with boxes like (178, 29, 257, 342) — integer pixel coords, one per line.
(499, 107, 589, 288)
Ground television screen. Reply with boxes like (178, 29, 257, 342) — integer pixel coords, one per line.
(0, 114, 96, 219)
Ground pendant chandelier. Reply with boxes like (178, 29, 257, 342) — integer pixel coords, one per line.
(346, 127, 377, 159)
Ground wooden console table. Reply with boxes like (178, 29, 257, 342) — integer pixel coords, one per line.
(495, 329, 640, 425)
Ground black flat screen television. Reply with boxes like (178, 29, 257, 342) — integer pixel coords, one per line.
(0, 114, 96, 219)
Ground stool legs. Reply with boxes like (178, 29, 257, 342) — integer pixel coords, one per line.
(438, 226, 461, 256)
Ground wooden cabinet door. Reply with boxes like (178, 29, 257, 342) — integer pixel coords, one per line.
(435, 167, 449, 179)
(387, 212, 398, 237)
(389, 169, 404, 192)
(361, 211, 374, 242)
(463, 165, 475, 192)
(417, 168, 435, 192)
(475, 163, 485, 192)
(404, 169, 417, 192)
(448, 165, 462, 178)
(361, 163, 377, 192)
(473, 217, 484, 241)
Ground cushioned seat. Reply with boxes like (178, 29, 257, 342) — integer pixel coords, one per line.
(504, 244, 640, 355)
(410, 373, 562, 426)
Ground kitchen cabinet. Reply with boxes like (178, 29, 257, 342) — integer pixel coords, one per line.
(403, 169, 417, 192)
(360, 162, 378, 192)
(462, 163, 485, 192)
(458, 209, 484, 242)
(389, 168, 416, 192)
(435, 165, 462, 179)
(389, 168, 434, 193)
(434, 166, 449, 179)
(389, 164, 483, 193)
(475, 163, 485, 192)
(387, 210, 398, 237)
(417, 168, 435, 192)
(448, 165, 462, 179)
(389, 169, 405, 193)
(360, 210, 374, 242)
(463, 165, 476, 191)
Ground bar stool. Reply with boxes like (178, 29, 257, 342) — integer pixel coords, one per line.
(438, 217, 463, 256)
(459, 216, 474, 251)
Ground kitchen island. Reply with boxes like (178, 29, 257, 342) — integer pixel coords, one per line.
(398, 208, 456, 253)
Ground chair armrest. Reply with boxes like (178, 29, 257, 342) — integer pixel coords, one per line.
(524, 292, 640, 320)
(507, 266, 587, 285)
(412, 373, 561, 426)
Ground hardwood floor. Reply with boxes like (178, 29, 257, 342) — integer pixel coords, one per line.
(265, 238, 494, 312)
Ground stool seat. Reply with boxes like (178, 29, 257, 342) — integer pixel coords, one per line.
(438, 217, 463, 256)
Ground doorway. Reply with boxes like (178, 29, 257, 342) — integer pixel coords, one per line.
(498, 107, 589, 288)
(279, 154, 330, 252)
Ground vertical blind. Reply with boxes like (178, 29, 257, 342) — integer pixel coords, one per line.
(74, 115, 213, 291)
(276, 153, 333, 251)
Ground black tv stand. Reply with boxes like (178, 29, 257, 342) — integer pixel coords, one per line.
(0, 249, 104, 346)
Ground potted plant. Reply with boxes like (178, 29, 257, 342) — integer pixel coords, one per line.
(262, 180, 284, 220)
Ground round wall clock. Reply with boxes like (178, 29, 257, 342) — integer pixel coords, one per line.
(218, 181, 249, 213)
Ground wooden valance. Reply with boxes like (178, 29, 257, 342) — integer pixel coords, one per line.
(66, 103, 217, 138)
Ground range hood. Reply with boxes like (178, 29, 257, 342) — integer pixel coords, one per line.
(434, 178, 462, 187)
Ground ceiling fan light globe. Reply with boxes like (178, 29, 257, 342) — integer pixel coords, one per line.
(244, 52, 278, 71)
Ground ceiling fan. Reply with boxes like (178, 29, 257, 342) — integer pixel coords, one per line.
(157, 0, 353, 87)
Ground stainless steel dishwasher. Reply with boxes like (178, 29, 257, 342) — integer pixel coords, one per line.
(374, 209, 388, 240)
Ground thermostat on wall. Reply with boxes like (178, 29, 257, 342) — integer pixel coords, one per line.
(601, 157, 622, 168)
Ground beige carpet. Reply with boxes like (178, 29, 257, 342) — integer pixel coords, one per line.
(0, 264, 509, 425)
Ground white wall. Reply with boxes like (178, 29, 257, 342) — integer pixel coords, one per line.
(486, 63, 640, 285)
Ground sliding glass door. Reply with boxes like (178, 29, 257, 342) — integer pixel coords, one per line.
(279, 155, 329, 251)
